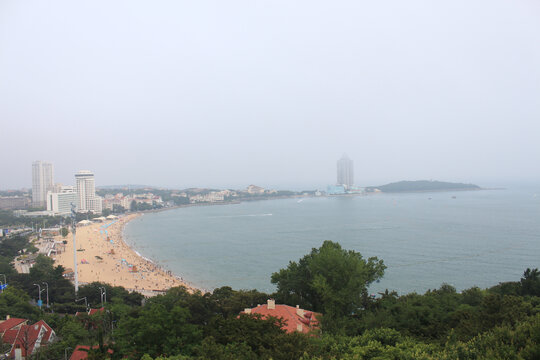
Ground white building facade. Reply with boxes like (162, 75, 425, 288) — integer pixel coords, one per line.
(46, 186, 78, 215)
(32, 161, 54, 207)
(75, 170, 102, 213)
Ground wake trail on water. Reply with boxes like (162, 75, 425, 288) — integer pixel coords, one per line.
(209, 213, 273, 218)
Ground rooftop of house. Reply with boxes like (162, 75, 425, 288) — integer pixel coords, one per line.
(0, 317, 27, 333)
(0, 316, 55, 358)
(75, 307, 105, 317)
(240, 299, 320, 334)
(70, 345, 113, 360)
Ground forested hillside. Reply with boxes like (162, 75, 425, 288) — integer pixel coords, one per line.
(366, 180, 481, 193)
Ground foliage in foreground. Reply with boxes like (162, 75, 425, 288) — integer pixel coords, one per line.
(1, 236, 540, 359)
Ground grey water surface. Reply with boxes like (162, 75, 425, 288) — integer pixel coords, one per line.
(124, 187, 540, 295)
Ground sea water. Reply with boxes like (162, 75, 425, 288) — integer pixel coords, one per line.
(124, 187, 540, 294)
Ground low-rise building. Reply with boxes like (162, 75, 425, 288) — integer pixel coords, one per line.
(246, 185, 265, 195)
(0, 316, 56, 359)
(0, 196, 30, 210)
(46, 186, 78, 215)
(102, 193, 131, 211)
(132, 193, 163, 206)
(326, 185, 346, 195)
(241, 299, 320, 334)
(190, 191, 225, 203)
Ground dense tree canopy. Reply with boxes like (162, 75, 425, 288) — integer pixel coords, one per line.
(271, 240, 386, 320)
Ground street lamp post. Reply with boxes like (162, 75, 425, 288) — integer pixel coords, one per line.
(71, 203, 79, 294)
(33, 283, 42, 308)
(99, 287, 107, 306)
(75, 297, 88, 311)
(64, 347, 72, 360)
(42, 282, 49, 309)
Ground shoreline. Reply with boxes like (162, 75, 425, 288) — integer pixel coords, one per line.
(53, 213, 199, 297)
(121, 214, 205, 293)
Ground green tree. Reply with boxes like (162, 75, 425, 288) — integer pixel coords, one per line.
(115, 301, 202, 358)
(0, 286, 40, 320)
(61, 227, 69, 238)
(112, 204, 126, 214)
(520, 268, 540, 297)
(271, 241, 385, 329)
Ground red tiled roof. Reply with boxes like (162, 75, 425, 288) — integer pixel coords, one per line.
(70, 345, 113, 360)
(2, 329, 18, 344)
(241, 301, 320, 334)
(1, 320, 55, 358)
(9, 324, 39, 357)
(0, 318, 27, 332)
(88, 307, 105, 316)
(76, 307, 105, 317)
(69, 345, 91, 360)
(34, 320, 54, 343)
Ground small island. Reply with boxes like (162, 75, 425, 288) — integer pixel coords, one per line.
(365, 180, 481, 193)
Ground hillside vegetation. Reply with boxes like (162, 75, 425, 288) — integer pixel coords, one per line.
(367, 180, 481, 193)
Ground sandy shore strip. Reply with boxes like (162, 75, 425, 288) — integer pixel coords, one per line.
(53, 213, 197, 296)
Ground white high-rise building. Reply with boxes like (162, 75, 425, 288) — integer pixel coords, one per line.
(47, 186, 78, 215)
(75, 170, 102, 213)
(337, 154, 354, 189)
(32, 161, 54, 208)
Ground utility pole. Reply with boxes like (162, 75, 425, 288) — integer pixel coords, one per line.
(99, 287, 107, 306)
(33, 283, 42, 308)
(64, 347, 72, 360)
(75, 297, 88, 311)
(71, 203, 79, 294)
(42, 282, 49, 309)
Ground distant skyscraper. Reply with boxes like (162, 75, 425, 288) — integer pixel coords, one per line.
(32, 161, 54, 207)
(75, 170, 102, 213)
(337, 154, 354, 189)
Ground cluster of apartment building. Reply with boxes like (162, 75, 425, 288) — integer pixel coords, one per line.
(189, 189, 236, 203)
(0, 196, 30, 210)
(102, 193, 163, 210)
(189, 186, 278, 204)
(33, 161, 103, 215)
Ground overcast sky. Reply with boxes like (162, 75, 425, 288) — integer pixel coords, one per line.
(1, 0, 539, 190)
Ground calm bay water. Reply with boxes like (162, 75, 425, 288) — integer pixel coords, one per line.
(124, 187, 540, 294)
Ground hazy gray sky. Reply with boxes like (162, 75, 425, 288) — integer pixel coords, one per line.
(1, 0, 539, 190)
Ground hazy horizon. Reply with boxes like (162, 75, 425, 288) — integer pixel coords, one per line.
(1, 1, 539, 190)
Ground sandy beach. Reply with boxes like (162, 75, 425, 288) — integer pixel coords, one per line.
(53, 213, 196, 296)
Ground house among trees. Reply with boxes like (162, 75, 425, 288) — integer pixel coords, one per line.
(241, 299, 320, 334)
(75, 307, 105, 317)
(246, 184, 265, 195)
(0, 316, 55, 359)
(69, 345, 113, 360)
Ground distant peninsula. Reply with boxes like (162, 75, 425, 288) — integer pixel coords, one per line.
(365, 180, 481, 193)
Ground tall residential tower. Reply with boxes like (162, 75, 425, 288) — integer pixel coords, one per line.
(75, 170, 102, 213)
(337, 154, 354, 189)
(32, 161, 54, 207)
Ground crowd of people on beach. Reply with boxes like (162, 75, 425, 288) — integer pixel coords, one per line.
(54, 214, 196, 295)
